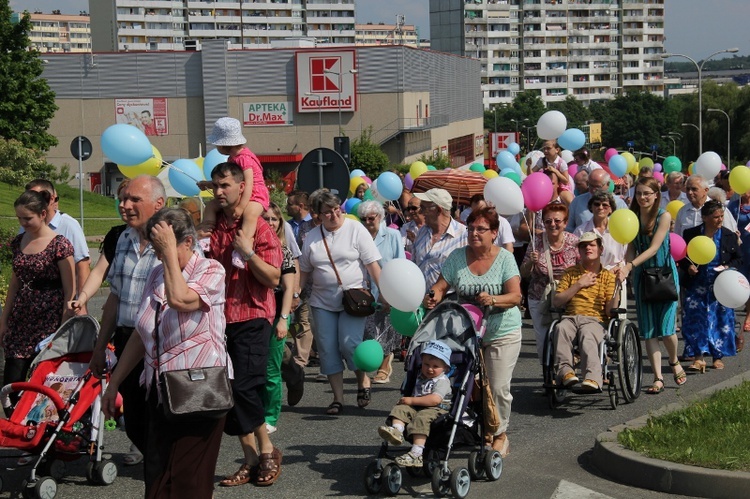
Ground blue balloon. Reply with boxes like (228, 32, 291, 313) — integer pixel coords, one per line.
(203, 148, 229, 181)
(499, 168, 516, 177)
(558, 128, 586, 151)
(350, 169, 366, 179)
(609, 155, 628, 178)
(101, 124, 153, 166)
(344, 197, 362, 214)
(169, 159, 203, 197)
(497, 151, 518, 171)
(376, 171, 403, 201)
(507, 142, 521, 156)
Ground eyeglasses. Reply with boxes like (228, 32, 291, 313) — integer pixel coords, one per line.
(543, 219, 565, 226)
(363, 216, 379, 222)
(405, 206, 418, 211)
(320, 207, 341, 217)
(264, 217, 280, 222)
(591, 202, 610, 208)
(467, 226, 491, 234)
(635, 191, 655, 198)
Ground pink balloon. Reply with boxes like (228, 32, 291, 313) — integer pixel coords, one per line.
(462, 304, 483, 331)
(362, 175, 372, 185)
(388, 223, 399, 229)
(404, 251, 412, 260)
(521, 172, 554, 212)
(670, 233, 687, 262)
(653, 171, 664, 183)
(653, 162, 662, 172)
(604, 148, 618, 162)
(404, 173, 414, 190)
(721, 163, 727, 171)
(567, 164, 578, 178)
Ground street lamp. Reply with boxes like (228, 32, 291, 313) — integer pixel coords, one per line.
(524, 125, 537, 154)
(661, 47, 739, 154)
(707, 108, 730, 165)
(510, 118, 529, 134)
(305, 92, 322, 148)
(324, 68, 358, 136)
(661, 135, 676, 156)
(681, 122, 699, 132)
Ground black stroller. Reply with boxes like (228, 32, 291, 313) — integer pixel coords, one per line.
(363, 302, 502, 498)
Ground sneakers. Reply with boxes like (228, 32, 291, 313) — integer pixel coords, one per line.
(395, 451, 423, 467)
(378, 425, 403, 446)
(580, 379, 601, 392)
(561, 371, 579, 387)
(265, 423, 277, 435)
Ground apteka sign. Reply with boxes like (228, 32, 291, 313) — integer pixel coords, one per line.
(243, 101, 293, 126)
(296, 50, 357, 114)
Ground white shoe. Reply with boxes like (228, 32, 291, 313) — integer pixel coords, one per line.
(265, 423, 277, 434)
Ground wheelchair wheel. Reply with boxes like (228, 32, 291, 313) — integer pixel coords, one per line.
(617, 319, 643, 403)
(542, 321, 566, 408)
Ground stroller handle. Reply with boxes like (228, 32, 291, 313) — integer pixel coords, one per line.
(0, 382, 66, 413)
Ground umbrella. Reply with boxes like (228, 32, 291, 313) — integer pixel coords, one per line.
(411, 169, 487, 206)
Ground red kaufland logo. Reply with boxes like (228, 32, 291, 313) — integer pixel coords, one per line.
(296, 50, 356, 113)
(310, 57, 340, 93)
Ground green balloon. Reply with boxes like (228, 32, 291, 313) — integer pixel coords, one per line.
(503, 171, 521, 186)
(608, 179, 615, 193)
(353, 339, 384, 372)
(663, 156, 682, 174)
(363, 189, 375, 201)
(469, 162, 486, 173)
(427, 165, 437, 170)
(390, 306, 424, 337)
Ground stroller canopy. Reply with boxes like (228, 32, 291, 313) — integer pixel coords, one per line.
(408, 301, 477, 361)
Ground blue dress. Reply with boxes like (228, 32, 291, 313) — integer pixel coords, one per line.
(632, 210, 679, 339)
(681, 229, 736, 359)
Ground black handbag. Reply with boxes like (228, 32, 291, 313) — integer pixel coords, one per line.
(640, 266, 678, 302)
(321, 226, 376, 316)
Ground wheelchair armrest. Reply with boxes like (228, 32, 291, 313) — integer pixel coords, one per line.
(609, 308, 627, 316)
(549, 307, 566, 316)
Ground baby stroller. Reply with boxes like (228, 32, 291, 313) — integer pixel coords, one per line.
(363, 302, 502, 498)
(0, 315, 118, 499)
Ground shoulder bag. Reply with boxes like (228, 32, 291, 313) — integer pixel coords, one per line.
(321, 226, 376, 317)
(640, 266, 678, 302)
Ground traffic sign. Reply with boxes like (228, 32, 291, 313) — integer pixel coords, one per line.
(70, 136, 92, 161)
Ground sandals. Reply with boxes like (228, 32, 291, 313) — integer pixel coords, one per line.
(326, 401, 343, 415)
(670, 361, 687, 386)
(123, 444, 144, 466)
(256, 447, 282, 487)
(737, 332, 745, 353)
(743, 319, 750, 333)
(712, 358, 725, 370)
(645, 378, 664, 394)
(357, 388, 371, 408)
(372, 370, 391, 384)
(219, 463, 258, 487)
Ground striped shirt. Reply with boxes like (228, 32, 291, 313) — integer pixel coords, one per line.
(412, 219, 467, 290)
(556, 264, 617, 323)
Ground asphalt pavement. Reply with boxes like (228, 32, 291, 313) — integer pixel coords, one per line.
(1, 287, 747, 498)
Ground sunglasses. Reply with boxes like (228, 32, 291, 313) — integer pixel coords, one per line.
(405, 206, 418, 211)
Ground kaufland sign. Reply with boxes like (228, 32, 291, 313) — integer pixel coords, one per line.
(296, 50, 357, 113)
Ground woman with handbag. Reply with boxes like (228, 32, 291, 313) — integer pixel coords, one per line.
(679, 200, 741, 371)
(618, 177, 686, 395)
(520, 202, 579, 362)
(299, 189, 383, 415)
(103, 208, 230, 498)
(424, 207, 522, 457)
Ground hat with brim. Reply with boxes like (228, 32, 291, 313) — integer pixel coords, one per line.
(207, 117, 247, 146)
(414, 188, 453, 211)
(422, 340, 452, 367)
(578, 231, 602, 245)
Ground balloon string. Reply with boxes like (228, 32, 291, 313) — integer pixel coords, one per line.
(523, 211, 535, 249)
(162, 160, 213, 195)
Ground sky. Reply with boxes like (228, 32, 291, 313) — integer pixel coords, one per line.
(10, 0, 748, 61)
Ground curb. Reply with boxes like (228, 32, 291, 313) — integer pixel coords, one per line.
(593, 371, 750, 498)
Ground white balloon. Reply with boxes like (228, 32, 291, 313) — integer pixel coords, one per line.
(379, 259, 427, 311)
(536, 110, 567, 140)
(713, 269, 750, 309)
(695, 151, 722, 179)
(560, 149, 574, 163)
(484, 176, 524, 215)
(369, 178, 388, 203)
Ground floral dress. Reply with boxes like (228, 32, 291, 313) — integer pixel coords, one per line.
(5, 235, 73, 359)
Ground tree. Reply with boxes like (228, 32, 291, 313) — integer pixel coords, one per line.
(350, 127, 390, 177)
(0, 4, 58, 151)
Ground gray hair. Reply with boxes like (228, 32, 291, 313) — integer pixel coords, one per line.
(708, 186, 727, 204)
(357, 200, 385, 219)
(133, 174, 167, 203)
(687, 174, 709, 190)
(145, 207, 197, 247)
(309, 188, 341, 215)
(666, 171, 684, 184)
(588, 190, 617, 211)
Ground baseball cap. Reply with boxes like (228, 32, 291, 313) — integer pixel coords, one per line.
(207, 117, 247, 146)
(422, 340, 452, 367)
(414, 188, 453, 211)
(578, 231, 602, 245)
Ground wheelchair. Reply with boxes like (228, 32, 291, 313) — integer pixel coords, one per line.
(541, 283, 642, 410)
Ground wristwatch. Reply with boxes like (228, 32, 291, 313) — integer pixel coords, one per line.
(280, 313, 289, 320)
(293, 292, 300, 299)
(243, 249, 256, 261)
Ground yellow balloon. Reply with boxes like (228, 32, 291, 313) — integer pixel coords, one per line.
(621, 152, 637, 171)
(345, 213, 360, 222)
(199, 190, 214, 198)
(349, 176, 366, 196)
(687, 235, 716, 265)
(193, 156, 205, 168)
(609, 209, 639, 244)
(483, 169, 499, 179)
(665, 200, 684, 219)
(410, 161, 428, 180)
(118, 145, 162, 178)
(688, 162, 695, 176)
(640, 157, 654, 169)
(729, 166, 750, 195)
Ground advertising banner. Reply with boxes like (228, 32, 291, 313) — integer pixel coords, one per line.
(115, 98, 168, 136)
(243, 101, 293, 126)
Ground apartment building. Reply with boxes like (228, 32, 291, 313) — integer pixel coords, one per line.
(90, 0, 355, 52)
(355, 19, 419, 47)
(430, 0, 673, 108)
(11, 11, 91, 53)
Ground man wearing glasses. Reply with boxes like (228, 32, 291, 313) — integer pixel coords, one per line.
(674, 175, 737, 236)
(400, 197, 424, 256)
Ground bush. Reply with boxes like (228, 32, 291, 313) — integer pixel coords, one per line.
(350, 127, 390, 178)
(0, 226, 16, 269)
(0, 138, 64, 185)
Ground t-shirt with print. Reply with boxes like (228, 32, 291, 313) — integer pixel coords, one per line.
(441, 247, 522, 342)
(412, 373, 452, 410)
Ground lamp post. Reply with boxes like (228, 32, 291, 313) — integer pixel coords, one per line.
(305, 92, 322, 148)
(324, 68, 358, 136)
(661, 47, 739, 154)
(707, 108, 730, 165)
(661, 135, 676, 156)
(524, 125, 536, 154)
(681, 122, 699, 132)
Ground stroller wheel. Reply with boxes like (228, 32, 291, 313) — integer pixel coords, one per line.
(422, 448, 441, 478)
(362, 460, 383, 495)
(484, 450, 503, 481)
(22, 476, 57, 499)
(86, 460, 118, 486)
(381, 463, 402, 496)
(467, 450, 485, 480)
(431, 466, 451, 498)
(450, 467, 471, 499)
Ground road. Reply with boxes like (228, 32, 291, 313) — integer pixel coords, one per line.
(1, 294, 746, 498)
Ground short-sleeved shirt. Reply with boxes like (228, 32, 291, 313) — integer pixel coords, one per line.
(274, 245, 297, 317)
(556, 264, 617, 322)
(412, 219, 467, 291)
(413, 373, 452, 410)
(20, 210, 90, 263)
(231, 147, 270, 210)
(441, 247, 523, 342)
(534, 156, 570, 191)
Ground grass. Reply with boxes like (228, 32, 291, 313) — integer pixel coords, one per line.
(618, 381, 750, 472)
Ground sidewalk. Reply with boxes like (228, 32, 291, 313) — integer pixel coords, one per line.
(593, 370, 750, 498)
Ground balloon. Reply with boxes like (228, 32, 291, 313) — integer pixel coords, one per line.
(567, 164, 578, 178)
(427, 165, 437, 171)
(168, 159, 203, 197)
(350, 169, 366, 179)
(729, 166, 750, 195)
(484, 176, 524, 215)
(695, 151, 722, 179)
(507, 142, 520, 155)
(653, 171, 664, 183)
(344, 197, 362, 214)
(362, 175, 372, 185)
(363, 188, 375, 201)
(640, 157, 654, 170)
(560, 149, 574, 163)
(469, 162, 486, 173)
(483, 169, 499, 179)
(403, 172, 414, 190)
(353, 339, 384, 372)
(608, 155, 628, 178)
(390, 307, 425, 337)
(608, 179, 615, 193)
(747, 160, 750, 168)
(653, 162, 662, 172)
(410, 161, 428, 179)
(621, 152, 637, 171)
(663, 156, 682, 174)
(345, 213, 360, 222)
(721, 163, 726, 171)
(536, 110, 567, 140)
(101, 124, 153, 166)
(462, 304, 483, 331)
(688, 162, 695, 176)
(521, 172, 554, 212)
(349, 176, 366, 195)
(375, 172, 402, 201)
(713, 269, 750, 309)
(687, 235, 716, 265)
(118, 145, 162, 178)
(604, 148, 618, 162)
(669, 233, 687, 262)
(497, 151, 518, 171)
(379, 259, 428, 311)
(609, 209, 639, 244)
(203, 148, 229, 180)
(504, 171, 522, 186)
(558, 129, 586, 151)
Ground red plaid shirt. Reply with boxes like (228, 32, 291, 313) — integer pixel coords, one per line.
(209, 213, 282, 324)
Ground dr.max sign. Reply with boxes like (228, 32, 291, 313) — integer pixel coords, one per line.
(243, 101, 293, 126)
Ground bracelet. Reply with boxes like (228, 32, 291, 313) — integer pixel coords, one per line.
(243, 250, 256, 261)
(491, 296, 496, 306)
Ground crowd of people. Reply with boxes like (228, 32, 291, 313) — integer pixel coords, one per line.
(1, 123, 747, 496)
